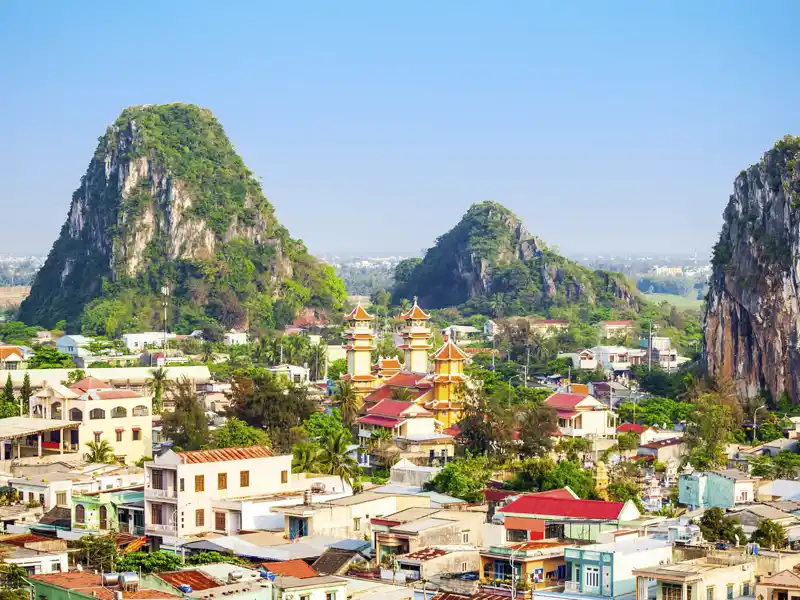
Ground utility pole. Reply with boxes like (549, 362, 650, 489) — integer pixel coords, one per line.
(525, 346, 530, 384)
(161, 286, 169, 359)
(648, 320, 653, 374)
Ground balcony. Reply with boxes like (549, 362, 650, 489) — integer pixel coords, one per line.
(146, 523, 177, 535)
(564, 581, 580, 593)
(146, 488, 177, 500)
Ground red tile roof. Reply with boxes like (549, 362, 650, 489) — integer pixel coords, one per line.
(375, 358, 402, 370)
(261, 559, 319, 578)
(501, 496, 626, 520)
(483, 487, 577, 503)
(0, 533, 54, 547)
(345, 304, 375, 321)
(176, 446, 273, 464)
(357, 415, 404, 427)
(431, 341, 470, 361)
(483, 489, 518, 503)
(384, 372, 430, 387)
(368, 399, 415, 417)
(617, 424, 652, 434)
(157, 570, 221, 591)
(69, 377, 112, 393)
(29, 573, 178, 599)
(363, 385, 394, 403)
(546, 393, 590, 411)
(399, 301, 431, 320)
(531, 488, 579, 499)
(0, 347, 22, 360)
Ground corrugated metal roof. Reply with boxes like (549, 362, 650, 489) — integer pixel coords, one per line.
(157, 570, 220, 591)
(176, 446, 273, 464)
(261, 559, 319, 578)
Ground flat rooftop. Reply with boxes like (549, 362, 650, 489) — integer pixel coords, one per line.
(0, 416, 78, 440)
(633, 556, 753, 580)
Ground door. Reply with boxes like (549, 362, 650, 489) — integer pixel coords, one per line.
(99, 505, 108, 530)
(215, 511, 226, 533)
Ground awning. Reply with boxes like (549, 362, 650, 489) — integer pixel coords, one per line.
(132, 427, 141, 431)
(115, 428, 124, 433)
(357, 415, 403, 427)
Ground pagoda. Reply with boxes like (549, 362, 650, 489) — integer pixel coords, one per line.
(341, 302, 378, 402)
(397, 297, 432, 374)
(426, 338, 470, 428)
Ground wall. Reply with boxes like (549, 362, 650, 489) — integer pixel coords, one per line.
(679, 474, 706, 509)
(653, 562, 755, 600)
(611, 544, 673, 597)
(274, 582, 348, 600)
(305, 495, 429, 539)
(8, 551, 68, 574)
(8, 479, 72, 511)
(705, 475, 735, 509)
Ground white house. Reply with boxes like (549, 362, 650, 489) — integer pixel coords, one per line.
(267, 364, 310, 384)
(29, 378, 152, 463)
(484, 320, 499, 339)
(0, 535, 69, 575)
(223, 330, 248, 346)
(545, 393, 616, 438)
(55, 335, 93, 360)
(121, 332, 177, 352)
(558, 349, 598, 370)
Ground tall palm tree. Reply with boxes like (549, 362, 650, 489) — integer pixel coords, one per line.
(319, 430, 359, 491)
(490, 293, 506, 318)
(147, 367, 171, 414)
(369, 428, 398, 467)
(292, 442, 322, 473)
(201, 342, 215, 364)
(84, 440, 116, 464)
(310, 344, 327, 382)
(390, 388, 414, 403)
(336, 381, 359, 427)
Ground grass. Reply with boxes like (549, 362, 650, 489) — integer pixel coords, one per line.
(643, 293, 704, 311)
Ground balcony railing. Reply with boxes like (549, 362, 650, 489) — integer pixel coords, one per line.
(564, 581, 580, 593)
(146, 488, 177, 499)
(146, 523, 177, 534)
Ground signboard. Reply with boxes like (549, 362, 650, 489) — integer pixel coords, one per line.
(533, 568, 544, 583)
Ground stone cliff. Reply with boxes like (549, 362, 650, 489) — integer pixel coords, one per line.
(705, 135, 800, 402)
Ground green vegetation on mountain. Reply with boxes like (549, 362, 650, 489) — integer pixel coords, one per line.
(20, 103, 345, 335)
(392, 201, 641, 319)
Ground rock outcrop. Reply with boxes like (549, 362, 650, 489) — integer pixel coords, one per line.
(704, 136, 800, 402)
(20, 103, 344, 332)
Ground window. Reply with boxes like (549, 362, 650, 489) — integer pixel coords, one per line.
(89, 408, 105, 420)
(240, 471, 250, 487)
(132, 429, 141, 441)
(353, 517, 361, 532)
(585, 567, 599, 588)
(462, 562, 468, 572)
(69, 408, 83, 422)
(663, 584, 684, 600)
(56, 492, 67, 506)
(281, 470, 288, 484)
(506, 529, 527, 542)
(218, 473, 227, 490)
(215, 511, 226, 532)
(326, 594, 336, 600)
(195, 475, 205, 492)
(75, 504, 85, 523)
(300, 595, 310, 600)
(707, 586, 715, 600)
(132, 405, 149, 417)
(180, 478, 184, 492)
(111, 407, 127, 419)
(195, 509, 204, 527)
(743, 584, 750, 597)
(151, 504, 163, 525)
(462, 531, 470, 544)
(39, 494, 45, 507)
(116, 431, 122, 442)
(152, 470, 164, 490)
(28, 492, 33, 503)
(727, 585, 734, 600)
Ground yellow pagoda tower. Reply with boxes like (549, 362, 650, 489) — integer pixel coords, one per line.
(398, 297, 432, 373)
(341, 303, 378, 402)
(428, 338, 470, 428)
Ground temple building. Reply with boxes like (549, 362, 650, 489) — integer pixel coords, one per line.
(340, 303, 378, 402)
(397, 298, 433, 373)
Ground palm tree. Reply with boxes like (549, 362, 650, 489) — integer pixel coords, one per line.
(399, 298, 412, 314)
(84, 440, 116, 464)
(751, 519, 787, 550)
(200, 342, 215, 364)
(336, 381, 359, 427)
(369, 428, 398, 466)
(292, 442, 322, 473)
(490, 293, 506, 318)
(310, 344, 327, 382)
(319, 430, 359, 491)
(390, 388, 414, 402)
(147, 367, 171, 414)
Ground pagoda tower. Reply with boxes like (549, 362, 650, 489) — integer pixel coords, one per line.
(341, 303, 378, 401)
(398, 297, 432, 373)
(429, 338, 470, 427)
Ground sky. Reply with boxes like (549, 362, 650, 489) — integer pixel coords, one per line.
(1, 1, 799, 258)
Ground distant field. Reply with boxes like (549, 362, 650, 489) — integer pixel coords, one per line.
(643, 292, 704, 310)
(0, 286, 30, 308)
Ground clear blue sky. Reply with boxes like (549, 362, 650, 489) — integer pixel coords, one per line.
(2, 1, 798, 257)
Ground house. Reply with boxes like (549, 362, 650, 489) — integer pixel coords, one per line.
(640, 336, 685, 371)
(260, 559, 320, 578)
(729, 439, 800, 472)
(0, 533, 69, 575)
(559, 536, 673, 599)
(590, 346, 647, 378)
(756, 480, 800, 502)
(0, 347, 25, 370)
(312, 546, 370, 575)
(267, 364, 310, 384)
(638, 437, 686, 463)
(633, 554, 755, 600)
(498, 495, 642, 542)
(558, 349, 598, 370)
(356, 399, 441, 466)
(275, 491, 429, 540)
(598, 320, 636, 340)
(0, 416, 81, 462)
(484, 320, 499, 340)
(29, 378, 153, 463)
(616, 424, 659, 445)
(679, 470, 759, 509)
(121, 332, 178, 352)
(545, 393, 616, 438)
(55, 334, 94, 359)
(71, 487, 145, 536)
(145, 446, 341, 551)
(529, 320, 570, 338)
(26, 571, 179, 600)
(372, 507, 485, 564)
(440, 326, 480, 344)
(756, 570, 800, 600)
(223, 330, 248, 346)
(480, 541, 569, 591)
(396, 546, 480, 582)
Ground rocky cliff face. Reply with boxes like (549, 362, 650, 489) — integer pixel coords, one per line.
(392, 201, 640, 315)
(705, 136, 800, 402)
(20, 104, 343, 332)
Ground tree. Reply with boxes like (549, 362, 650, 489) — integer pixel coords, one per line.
(303, 409, 351, 443)
(748, 455, 775, 478)
(160, 378, 210, 451)
(517, 404, 558, 457)
(369, 427, 398, 466)
(318, 430, 359, 491)
(458, 387, 513, 456)
(509, 456, 557, 491)
(774, 451, 800, 479)
(425, 454, 492, 503)
(607, 482, 644, 512)
(292, 442, 322, 473)
(617, 431, 641, 452)
(115, 551, 182, 573)
(28, 347, 74, 369)
(185, 551, 246, 566)
(19, 373, 31, 415)
(72, 534, 119, 571)
(541, 460, 597, 499)
(697, 507, 746, 545)
(328, 358, 347, 381)
(751, 519, 787, 550)
(390, 387, 414, 403)
(309, 343, 327, 382)
(148, 367, 170, 414)
(684, 393, 735, 470)
(335, 380, 359, 427)
(212, 417, 271, 449)
(84, 440, 116, 463)
(2, 375, 12, 405)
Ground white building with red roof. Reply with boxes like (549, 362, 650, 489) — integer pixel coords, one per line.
(545, 392, 616, 439)
(29, 377, 152, 463)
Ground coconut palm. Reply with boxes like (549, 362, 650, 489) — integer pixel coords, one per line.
(318, 430, 359, 491)
(489, 293, 506, 318)
(84, 440, 116, 464)
(390, 387, 414, 402)
(751, 519, 787, 550)
(292, 442, 322, 473)
(147, 367, 171, 414)
(310, 344, 327, 382)
(200, 342, 215, 364)
(336, 381, 359, 427)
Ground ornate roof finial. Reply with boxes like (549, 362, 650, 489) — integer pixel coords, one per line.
(413, 295, 418, 305)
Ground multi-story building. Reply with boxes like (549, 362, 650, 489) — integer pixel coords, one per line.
(678, 470, 758, 510)
(29, 378, 152, 463)
(598, 320, 636, 340)
(480, 541, 569, 590)
(72, 487, 145, 536)
(633, 553, 755, 600)
(545, 393, 617, 439)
